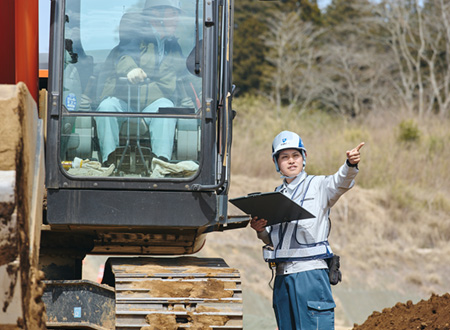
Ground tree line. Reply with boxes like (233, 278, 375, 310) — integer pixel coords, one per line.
(233, 0, 450, 118)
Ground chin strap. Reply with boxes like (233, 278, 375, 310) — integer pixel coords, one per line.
(280, 173, 297, 180)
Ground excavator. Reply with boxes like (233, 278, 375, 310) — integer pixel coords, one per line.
(0, 0, 248, 329)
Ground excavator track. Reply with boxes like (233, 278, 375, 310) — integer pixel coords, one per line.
(105, 256, 243, 330)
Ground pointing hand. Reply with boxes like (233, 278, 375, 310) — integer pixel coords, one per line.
(346, 142, 365, 165)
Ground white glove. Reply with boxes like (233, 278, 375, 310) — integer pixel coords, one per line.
(78, 94, 92, 111)
(127, 68, 147, 84)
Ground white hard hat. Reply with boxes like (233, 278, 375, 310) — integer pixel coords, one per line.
(272, 131, 306, 173)
(272, 131, 306, 157)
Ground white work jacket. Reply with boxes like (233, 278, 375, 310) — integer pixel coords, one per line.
(258, 161, 358, 275)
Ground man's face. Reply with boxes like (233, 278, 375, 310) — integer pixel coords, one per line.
(148, 7, 179, 38)
(277, 149, 303, 179)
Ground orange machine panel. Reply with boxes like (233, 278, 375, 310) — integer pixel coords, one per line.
(0, 0, 39, 102)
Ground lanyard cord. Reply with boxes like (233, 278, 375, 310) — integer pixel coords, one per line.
(294, 175, 316, 206)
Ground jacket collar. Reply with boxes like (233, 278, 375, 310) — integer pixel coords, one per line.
(283, 170, 307, 193)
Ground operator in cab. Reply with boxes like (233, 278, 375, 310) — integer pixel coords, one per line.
(95, 0, 184, 166)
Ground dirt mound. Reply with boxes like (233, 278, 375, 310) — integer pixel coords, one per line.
(353, 293, 450, 330)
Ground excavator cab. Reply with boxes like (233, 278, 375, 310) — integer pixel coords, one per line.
(58, 1, 203, 177)
(43, 0, 241, 279)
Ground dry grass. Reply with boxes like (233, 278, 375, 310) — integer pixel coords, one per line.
(232, 96, 450, 194)
(231, 96, 450, 225)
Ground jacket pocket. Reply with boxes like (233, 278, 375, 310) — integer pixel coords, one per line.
(295, 217, 317, 244)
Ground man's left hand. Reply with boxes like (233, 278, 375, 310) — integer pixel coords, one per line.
(346, 142, 365, 165)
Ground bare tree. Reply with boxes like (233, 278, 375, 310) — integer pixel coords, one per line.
(263, 3, 394, 117)
(308, 0, 394, 117)
(317, 38, 394, 117)
(373, 0, 427, 115)
(374, 0, 450, 118)
(420, 0, 450, 118)
(261, 0, 450, 118)
(263, 11, 324, 115)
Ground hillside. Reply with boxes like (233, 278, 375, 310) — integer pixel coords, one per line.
(84, 96, 450, 329)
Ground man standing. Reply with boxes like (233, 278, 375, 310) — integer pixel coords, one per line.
(250, 130, 364, 330)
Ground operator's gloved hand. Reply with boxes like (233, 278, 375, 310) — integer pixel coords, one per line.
(78, 94, 92, 111)
(127, 68, 147, 84)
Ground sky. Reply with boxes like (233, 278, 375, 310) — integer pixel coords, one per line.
(317, 0, 332, 10)
(39, 0, 50, 54)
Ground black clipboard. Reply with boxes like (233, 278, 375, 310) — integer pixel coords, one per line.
(229, 192, 315, 226)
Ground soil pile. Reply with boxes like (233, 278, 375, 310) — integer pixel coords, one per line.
(353, 293, 450, 330)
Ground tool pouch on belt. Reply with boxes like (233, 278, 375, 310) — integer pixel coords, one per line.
(262, 245, 275, 268)
(326, 255, 342, 285)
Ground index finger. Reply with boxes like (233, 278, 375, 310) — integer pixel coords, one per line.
(355, 142, 365, 151)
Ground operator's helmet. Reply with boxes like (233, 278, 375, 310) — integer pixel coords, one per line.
(144, 0, 182, 12)
(272, 131, 307, 172)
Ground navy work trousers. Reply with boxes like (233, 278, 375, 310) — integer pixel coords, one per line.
(273, 269, 336, 330)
